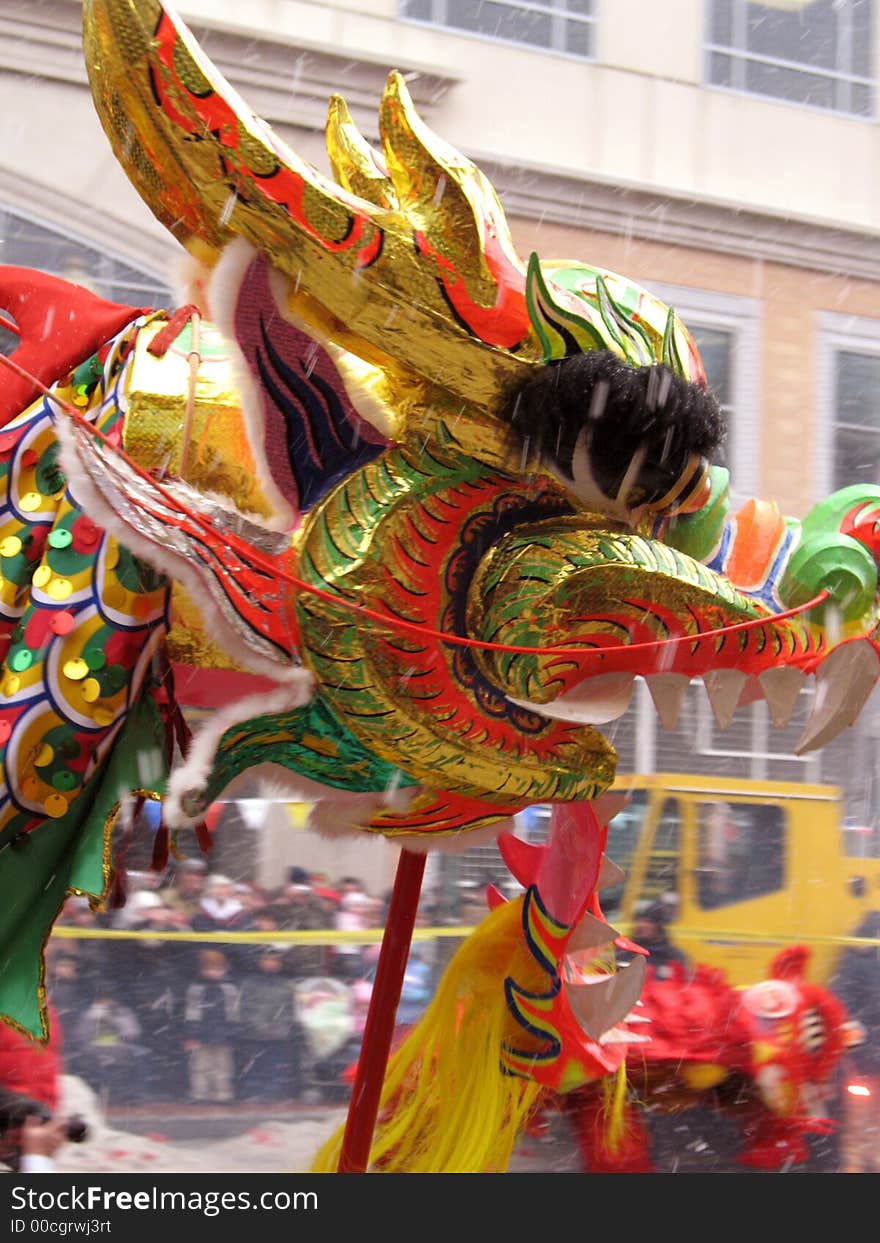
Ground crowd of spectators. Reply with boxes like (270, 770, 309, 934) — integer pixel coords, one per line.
(45, 861, 440, 1109)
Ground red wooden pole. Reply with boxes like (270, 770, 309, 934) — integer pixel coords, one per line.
(337, 846, 426, 1173)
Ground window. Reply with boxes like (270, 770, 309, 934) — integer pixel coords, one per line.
(401, 0, 594, 58)
(636, 798, 680, 905)
(0, 206, 171, 334)
(647, 285, 761, 501)
(690, 325, 735, 474)
(707, 0, 874, 117)
(834, 349, 880, 488)
(817, 311, 880, 496)
(696, 799, 786, 909)
(602, 790, 649, 912)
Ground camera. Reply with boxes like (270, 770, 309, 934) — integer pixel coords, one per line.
(0, 1090, 88, 1169)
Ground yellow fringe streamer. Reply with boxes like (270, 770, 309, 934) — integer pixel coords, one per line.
(311, 897, 545, 1173)
(600, 1061, 629, 1153)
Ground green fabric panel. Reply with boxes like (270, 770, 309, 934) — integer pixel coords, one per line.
(0, 695, 167, 1041)
(206, 695, 416, 805)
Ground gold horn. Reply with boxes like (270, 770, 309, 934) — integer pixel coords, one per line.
(83, 0, 541, 410)
(326, 95, 398, 211)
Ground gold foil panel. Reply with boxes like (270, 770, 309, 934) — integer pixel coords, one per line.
(123, 320, 273, 519)
(166, 583, 252, 674)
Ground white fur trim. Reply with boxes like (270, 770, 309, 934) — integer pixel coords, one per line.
(163, 686, 317, 828)
(305, 787, 415, 840)
(171, 251, 214, 316)
(305, 794, 514, 852)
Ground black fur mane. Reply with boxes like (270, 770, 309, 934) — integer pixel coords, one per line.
(499, 350, 726, 506)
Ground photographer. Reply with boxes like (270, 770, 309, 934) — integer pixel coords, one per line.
(0, 1000, 86, 1172)
(0, 1089, 72, 1173)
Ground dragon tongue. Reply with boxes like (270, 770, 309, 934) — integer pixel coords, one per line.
(510, 673, 635, 724)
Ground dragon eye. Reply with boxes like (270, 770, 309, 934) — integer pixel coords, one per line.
(625, 453, 711, 516)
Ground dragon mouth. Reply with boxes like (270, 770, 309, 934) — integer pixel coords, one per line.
(508, 638, 880, 756)
(468, 520, 880, 758)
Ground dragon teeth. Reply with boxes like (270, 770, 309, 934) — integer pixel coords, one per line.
(597, 853, 625, 891)
(701, 669, 747, 730)
(759, 666, 807, 728)
(645, 672, 690, 729)
(598, 1025, 652, 1046)
(795, 641, 880, 755)
(566, 955, 647, 1041)
(566, 911, 620, 956)
(510, 673, 635, 725)
(509, 641, 878, 745)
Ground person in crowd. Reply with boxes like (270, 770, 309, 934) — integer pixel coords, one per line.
(456, 879, 490, 927)
(0, 1104, 69, 1173)
(0, 1006, 78, 1173)
(160, 857, 209, 922)
(109, 871, 164, 930)
(308, 870, 341, 910)
(396, 947, 435, 1027)
(830, 909, 880, 1174)
(277, 870, 335, 978)
(44, 949, 91, 1081)
(236, 882, 272, 921)
(236, 947, 302, 1102)
(333, 886, 377, 981)
(117, 900, 190, 1101)
(190, 874, 247, 932)
(632, 899, 691, 980)
(182, 949, 240, 1104)
(53, 896, 111, 984)
(337, 876, 368, 905)
(244, 903, 292, 937)
(74, 989, 148, 1105)
(233, 901, 288, 974)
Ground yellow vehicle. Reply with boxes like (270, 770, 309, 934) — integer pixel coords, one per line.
(600, 773, 880, 987)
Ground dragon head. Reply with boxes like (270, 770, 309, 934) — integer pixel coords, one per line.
(63, 0, 880, 843)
